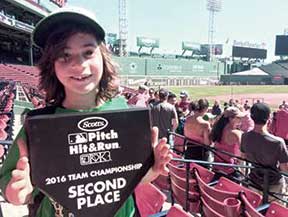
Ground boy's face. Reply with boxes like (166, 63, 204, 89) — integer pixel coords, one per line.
(54, 32, 103, 97)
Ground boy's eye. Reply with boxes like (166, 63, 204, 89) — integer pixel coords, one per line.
(84, 49, 95, 57)
(58, 52, 71, 62)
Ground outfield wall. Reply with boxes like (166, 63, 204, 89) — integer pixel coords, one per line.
(113, 56, 225, 77)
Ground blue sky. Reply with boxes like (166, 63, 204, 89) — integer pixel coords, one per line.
(67, 0, 288, 62)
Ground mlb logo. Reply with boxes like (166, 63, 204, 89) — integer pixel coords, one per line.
(68, 133, 88, 144)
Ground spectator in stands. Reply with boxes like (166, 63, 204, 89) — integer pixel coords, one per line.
(175, 101, 196, 136)
(184, 98, 211, 160)
(176, 90, 190, 113)
(0, 7, 172, 217)
(239, 106, 254, 133)
(211, 107, 244, 175)
(223, 102, 229, 110)
(280, 100, 288, 110)
(167, 92, 177, 106)
(203, 112, 216, 127)
(150, 88, 178, 139)
(241, 103, 288, 202)
(147, 87, 157, 105)
(127, 84, 150, 107)
(243, 100, 250, 111)
(229, 98, 235, 107)
(211, 100, 222, 116)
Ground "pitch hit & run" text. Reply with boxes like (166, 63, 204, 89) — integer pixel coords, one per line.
(69, 130, 120, 155)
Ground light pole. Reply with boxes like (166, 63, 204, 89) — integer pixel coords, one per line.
(119, 0, 128, 56)
(206, 0, 222, 62)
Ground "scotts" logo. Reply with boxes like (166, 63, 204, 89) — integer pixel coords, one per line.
(77, 117, 108, 132)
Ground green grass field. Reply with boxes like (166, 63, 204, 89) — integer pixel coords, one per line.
(169, 85, 288, 99)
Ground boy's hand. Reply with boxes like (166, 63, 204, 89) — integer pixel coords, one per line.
(6, 138, 33, 205)
(141, 127, 172, 183)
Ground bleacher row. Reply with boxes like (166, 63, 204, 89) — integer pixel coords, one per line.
(0, 81, 16, 165)
(140, 136, 288, 217)
(0, 64, 40, 89)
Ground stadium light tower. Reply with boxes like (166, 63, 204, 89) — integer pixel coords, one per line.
(206, 0, 222, 62)
(119, 0, 128, 56)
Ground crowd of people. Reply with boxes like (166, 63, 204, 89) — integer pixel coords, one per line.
(125, 84, 288, 204)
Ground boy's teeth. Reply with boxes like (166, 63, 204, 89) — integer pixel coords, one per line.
(73, 75, 89, 80)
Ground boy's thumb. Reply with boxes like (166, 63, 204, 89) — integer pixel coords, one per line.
(17, 138, 28, 158)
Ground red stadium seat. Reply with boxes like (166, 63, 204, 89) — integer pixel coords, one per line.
(173, 134, 186, 154)
(0, 115, 9, 122)
(170, 178, 200, 213)
(274, 110, 288, 140)
(215, 176, 262, 207)
(201, 187, 241, 217)
(0, 144, 5, 159)
(134, 183, 167, 217)
(265, 202, 288, 217)
(201, 197, 225, 217)
(166, 205, 194, 217)
(0, 129, 7, 140)
(194, 170, 262, 209)
(0, 119, 7, 129)
(153, 174, 170, 191)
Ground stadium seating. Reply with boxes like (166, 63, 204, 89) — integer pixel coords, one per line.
(194, 169, 262, 216)
(166, 205, 193, 217)
(169, 162, 215, 213)
(240, 192, 288, 217)
(172, 133, 186, 155)
(273, 110, 288, 140)
(134, 183, 167, 217)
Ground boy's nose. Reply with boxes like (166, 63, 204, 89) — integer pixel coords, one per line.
(71, 54, 86, 68)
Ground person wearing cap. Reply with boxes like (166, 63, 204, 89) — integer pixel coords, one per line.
(0, 7, 171, 217)
(184, 99, 211, 161)
(150, 88, 178, 139)
(210, 107, 245, 176)
(127, 84, 149, 107)
(241, 103, 288, 202)
(176, 90, 190, 113)
(211, 100, 222, 117)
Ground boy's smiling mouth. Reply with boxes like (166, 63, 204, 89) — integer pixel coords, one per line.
(71, 74, 92, 81)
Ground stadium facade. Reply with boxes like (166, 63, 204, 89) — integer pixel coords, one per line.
(1, 0, 288, 87)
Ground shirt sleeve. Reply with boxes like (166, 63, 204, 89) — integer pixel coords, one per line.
(240, 133, 247, 153)
(0, 127, 26, 198)
(278, 139, 288, 163)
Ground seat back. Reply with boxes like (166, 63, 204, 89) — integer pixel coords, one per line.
(166, 205, 194, 217)
(153, 174, 170, 191)
(274, 110, 288, 140)
(134, 183, 167, 217)
(201, 196, 225, 217)
(195, 170, 238, 202)
(168, 163, 187, 178)
(239, 193, 264, 217)
(215, 176, 262, 207)
(200, 187, 241, 217)
(173, 134, 185, 154)
(265, 201, 288, 217)
(170, 179, 200, 213)
(170, 170, 197, 192)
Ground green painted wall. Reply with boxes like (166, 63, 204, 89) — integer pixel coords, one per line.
(112, 56, 225, 77)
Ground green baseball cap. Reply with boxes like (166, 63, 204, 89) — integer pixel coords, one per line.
(32, 7, 105, 49)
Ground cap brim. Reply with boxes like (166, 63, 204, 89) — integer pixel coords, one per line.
(32, 11, 105, 49)
(236, 112, 246, 118)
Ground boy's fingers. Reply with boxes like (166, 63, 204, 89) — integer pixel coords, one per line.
(151, 127, 159, 147)
(11, 169, 26, 181)
(16, 157, 29, 171)
(17, 139, 28, 158)
(10, 179, 27, 190)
